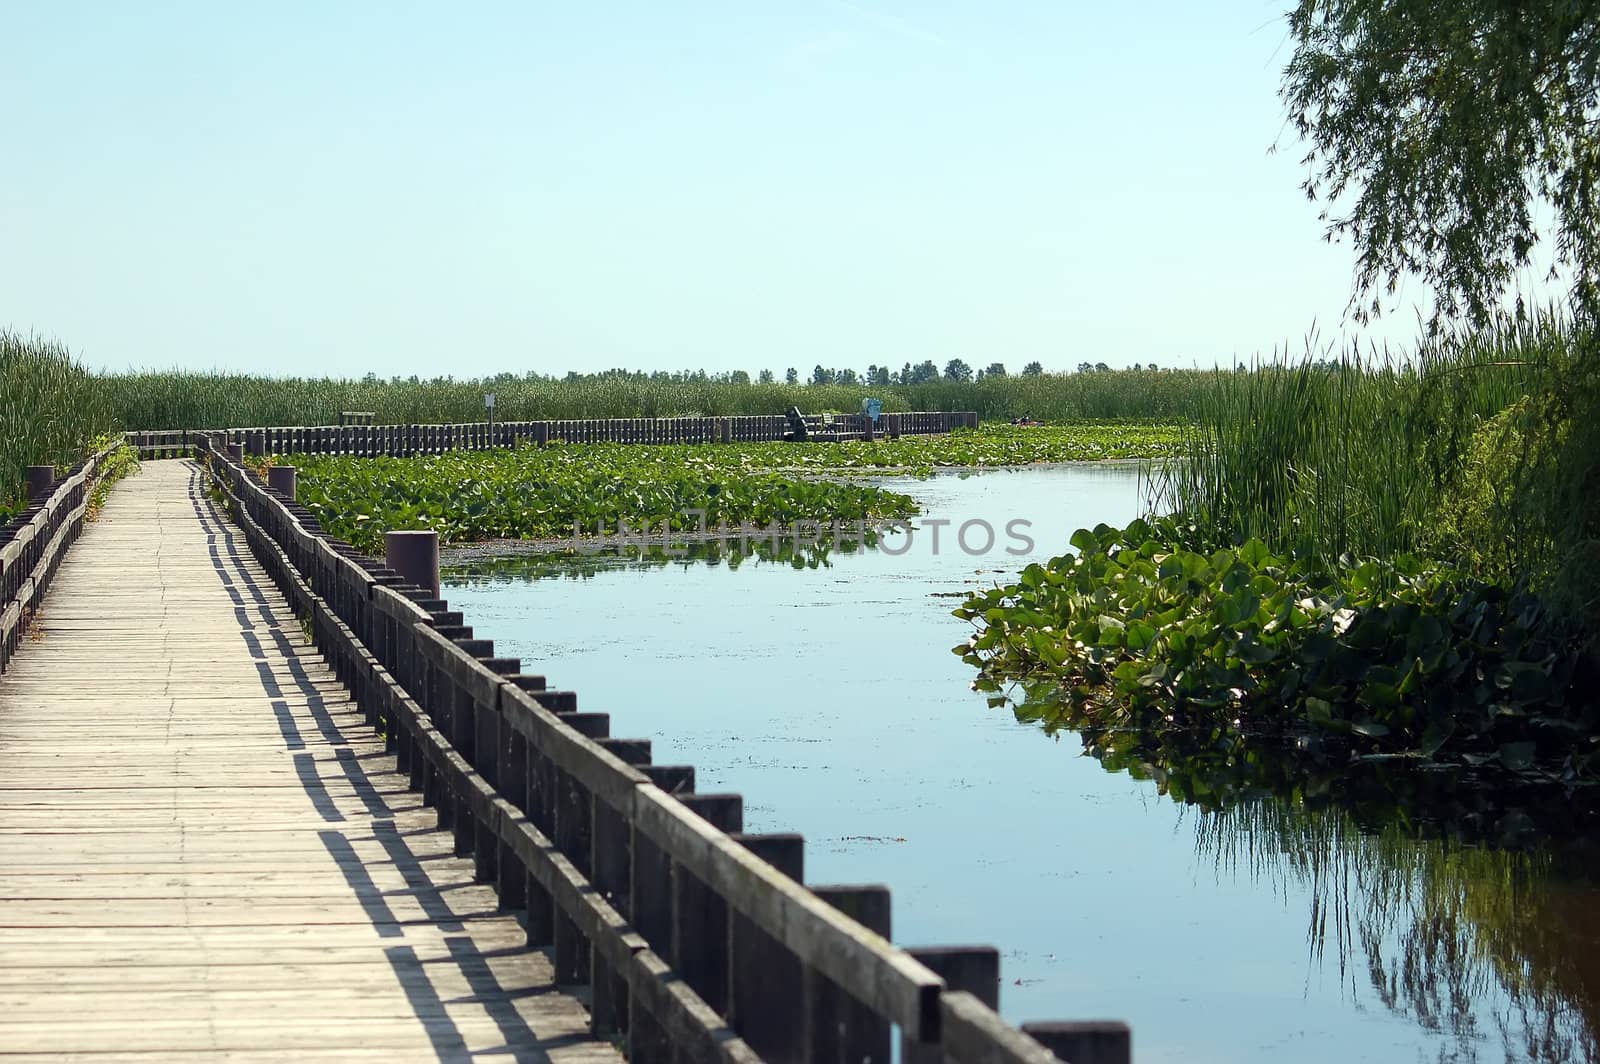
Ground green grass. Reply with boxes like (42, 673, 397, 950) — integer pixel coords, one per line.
(0, 332, 118, 522)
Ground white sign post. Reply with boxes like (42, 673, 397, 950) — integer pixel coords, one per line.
(485, 392, 496, 436)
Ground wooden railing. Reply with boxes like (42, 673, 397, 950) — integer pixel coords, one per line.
(127, 412, 979, 460)
(198, 432, 1130, 1064)
(0, 442, 119, 673)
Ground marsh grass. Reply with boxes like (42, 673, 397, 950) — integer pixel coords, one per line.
(100, 369, 1213, 429)
(1152, 312, 1596, 623)
(0, 331, 116, 521)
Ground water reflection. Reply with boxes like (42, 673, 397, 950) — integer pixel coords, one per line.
(448, 532, 878, 582)
(441, 466, 1599, 1063)
(1006, 684, 1600, 1063)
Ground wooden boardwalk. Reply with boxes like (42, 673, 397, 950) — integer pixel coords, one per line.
(0, 461, 623, 1063)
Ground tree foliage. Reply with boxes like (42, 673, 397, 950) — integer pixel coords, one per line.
(944, 358, 973, 382)
(1282, 0, 1600, 325)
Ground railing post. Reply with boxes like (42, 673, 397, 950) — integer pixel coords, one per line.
(903, 947, 1001, 1064)
(729, 833, 806, 1062)
(385, 530, 439, 598)
(266, 465, 296, 500)
(670, 795, 743, 1013)
(1022, 1022, 1132, 1064)
(807, 886, 893, 1064)
(25, 466, 54, 500)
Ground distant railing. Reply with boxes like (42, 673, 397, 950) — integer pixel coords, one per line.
(0, 441, 119, 672)
(198, 431, 1130, 1064)
(127, 412, 980, 460)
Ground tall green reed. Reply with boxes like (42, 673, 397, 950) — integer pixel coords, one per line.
(0, 331, 117, 520)
(100, 369, 1215, 429)
(1151, 311, 1589, 608)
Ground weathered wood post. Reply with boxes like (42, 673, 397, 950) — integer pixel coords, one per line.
(226, 442, 244, 463)
(267, 465, 297, 501)
(247, 431, 266, 457)
(729, 833, 806, 1062)
(807, 885, 892, 1063)
(534, 422, 550, 449)
(385, 530, 439, 598)
(1022, 1022, 1132, 1064)
(25, 466, 55, 500)
(670, 795, 744, 1013)
(902, 946, 1001, 1064)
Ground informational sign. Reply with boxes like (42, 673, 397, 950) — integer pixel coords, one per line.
(484, 392, 496, 410)
(861, 397, 883, 423)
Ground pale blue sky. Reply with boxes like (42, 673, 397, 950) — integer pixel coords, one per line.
(3, 2, 1446, 377)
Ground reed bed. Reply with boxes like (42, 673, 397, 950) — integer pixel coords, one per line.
(1152, 312, 1595, 604)
(0, 331, 117, 521)
(101, 369, 1212, 429)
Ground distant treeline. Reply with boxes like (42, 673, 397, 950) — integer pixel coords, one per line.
(99, 365, 1203, 429)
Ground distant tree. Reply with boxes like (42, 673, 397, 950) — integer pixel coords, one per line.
(730, 370, 751, 385)
(1147, 362, 1159, 371)
(898, 362, 914, 385)
(811, 365, 834, 386)
(758, 369, 774, 384)
(984, 362, 1006, 378)
(1022, 361, 1044, 376)
(785, 367, 799, 385)
(1076, 362, 1094, 374)
(974, 368, 985, 382)
(1094, 361, 1111, 373)
(944, 358, 973, 383)
(837, 368, 860, 386)
(911, 359, 940, 384)
(869, 365, 891, 386)
(866, 364, 880, 386)
(1131, 363, 1143, 372)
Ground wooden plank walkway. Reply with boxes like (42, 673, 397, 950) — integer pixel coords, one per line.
(0, 461, 624, 1063)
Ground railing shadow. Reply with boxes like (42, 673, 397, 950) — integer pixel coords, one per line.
(182, 462, 580, 1062)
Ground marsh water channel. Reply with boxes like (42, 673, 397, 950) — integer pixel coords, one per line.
(444, 465, 1600, 1064)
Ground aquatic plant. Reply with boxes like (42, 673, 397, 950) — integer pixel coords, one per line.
(742, 422, 1179, 471)
(291, 443, 921, 554)
(954, 517, 1595, 779)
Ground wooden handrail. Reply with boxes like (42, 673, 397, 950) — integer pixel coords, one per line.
(198, 430, 1124, 1064)
(0, 440, 121, 673)
(126, 413, 978, 459)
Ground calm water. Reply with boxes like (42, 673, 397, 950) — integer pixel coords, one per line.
(445, 466, 1599, 1064)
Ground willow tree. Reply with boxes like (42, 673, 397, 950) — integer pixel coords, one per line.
(1282, 1, 1600, 325)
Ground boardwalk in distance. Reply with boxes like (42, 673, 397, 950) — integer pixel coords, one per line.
(0, 461, 622, 1062)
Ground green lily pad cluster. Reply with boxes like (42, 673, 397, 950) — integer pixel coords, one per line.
(283, 422, 1174, 554)
(954, 517, 1596, 780)
(747, 422, 1180, 472)
(289, 443, 920, 554)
